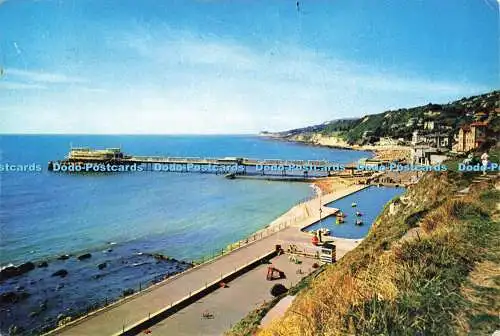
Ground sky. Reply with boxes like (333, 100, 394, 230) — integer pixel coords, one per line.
(0, 0, 498, 134)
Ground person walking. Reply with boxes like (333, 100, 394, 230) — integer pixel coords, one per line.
(481, 152, 489, 176)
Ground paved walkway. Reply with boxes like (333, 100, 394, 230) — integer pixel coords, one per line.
(48, 184, 366, 336)
(50, 236, 280, 335)
(147, 255, 315, 336)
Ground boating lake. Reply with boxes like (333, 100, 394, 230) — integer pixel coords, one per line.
(305, 186, 406, 239)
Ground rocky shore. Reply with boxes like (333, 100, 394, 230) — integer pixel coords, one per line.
(0, 244, 192, 335)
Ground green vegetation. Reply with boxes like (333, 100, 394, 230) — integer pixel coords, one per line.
(278, 90, 500, 145)
(227, 170, 500, 336)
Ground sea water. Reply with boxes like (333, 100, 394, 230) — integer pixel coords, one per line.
(0, 135, 371, 334)
(0, 135, 371, 264)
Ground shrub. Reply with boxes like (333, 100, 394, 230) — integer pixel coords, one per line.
(270, 284, 288, 297)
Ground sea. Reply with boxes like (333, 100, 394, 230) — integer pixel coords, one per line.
(0, 134, 378, 334)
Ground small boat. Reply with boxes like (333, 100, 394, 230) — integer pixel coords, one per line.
(336, 217, 344, 224)
(336, 211, 346, 218)
(355, 219, 363, 225)
(318, 228, 331, 236)
(356, 211, 363, 216)
(351, 202, 357, 207)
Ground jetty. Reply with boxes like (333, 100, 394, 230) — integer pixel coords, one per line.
(45, 185, 366, 336)
(48, 147, 372, 178)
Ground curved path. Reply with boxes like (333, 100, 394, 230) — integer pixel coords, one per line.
(47, 185, 366, 336)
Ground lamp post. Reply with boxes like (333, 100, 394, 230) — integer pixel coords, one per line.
(319, 190, 323, 225)
(318, 202, 323, 243)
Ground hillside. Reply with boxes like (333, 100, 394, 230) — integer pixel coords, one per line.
(226, 155, 500, 335)
(271, 90, 500, 146)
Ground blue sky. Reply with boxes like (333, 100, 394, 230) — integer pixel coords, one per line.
(0, 0, 498, 134)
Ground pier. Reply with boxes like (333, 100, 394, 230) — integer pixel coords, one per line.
(48, 148, 369, 178)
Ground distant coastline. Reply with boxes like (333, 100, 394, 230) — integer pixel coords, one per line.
(261, 132, 412, 162)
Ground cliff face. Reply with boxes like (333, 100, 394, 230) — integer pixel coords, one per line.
(254, 171, 500, 335)
(287, 133, 351, 148)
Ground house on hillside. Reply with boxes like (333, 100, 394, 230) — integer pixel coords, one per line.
(474, 111, 488, 121)
(424, 110, 441, 117)
(377, 137, 401, 146)
(426, 133, 453, 149)
(453, 122, 488, 153)
(412, 131, 452, 149)
(423, 121, 435, 130)
(406, 118, 416, 127)
(412, 130, 424, 145)
(362, 131, 374, 138)
(411, 145, 447, 165)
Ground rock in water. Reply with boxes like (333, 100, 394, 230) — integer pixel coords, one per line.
(58, 255, 70, 260)
(39, 300, 48, 311)
(77, 253, 92, 261)
(97, 262, 107, 270)
(38, 261, 49, 268)
(8, 325, 24, 335)
(0, 291, 30, 304)
(18, 262, 35, 273)
(0, 262, 35, 280)
(0, 291, 18, 304)
(51, 269, 68, 278)
(0, 266, 20, 280)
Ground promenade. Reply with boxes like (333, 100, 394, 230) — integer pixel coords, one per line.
(147, 254, 317, 336)
(48, 184, 366, 336)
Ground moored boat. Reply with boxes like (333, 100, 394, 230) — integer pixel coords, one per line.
(318, 228, 331, 236)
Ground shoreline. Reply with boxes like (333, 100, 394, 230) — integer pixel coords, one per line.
(45, 182, 369, 336)
(263, 134, 412, 162)
(1, 139, 384, 335)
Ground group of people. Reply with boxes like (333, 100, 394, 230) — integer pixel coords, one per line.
(463, 151, 491, 176)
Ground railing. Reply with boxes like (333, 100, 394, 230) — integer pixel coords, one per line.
(129, 156, 341, 166)
(45, 216, 303, 334)
(46, 196, 316, 335)
(191, 208, 309, 265)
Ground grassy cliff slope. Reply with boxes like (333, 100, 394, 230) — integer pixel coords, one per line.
(227, 169, 500, 335)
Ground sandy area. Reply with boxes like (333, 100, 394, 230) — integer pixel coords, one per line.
(369, 147, 412, 162)
(283, 134, 412, 162)
(313, 177, 357, 194)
